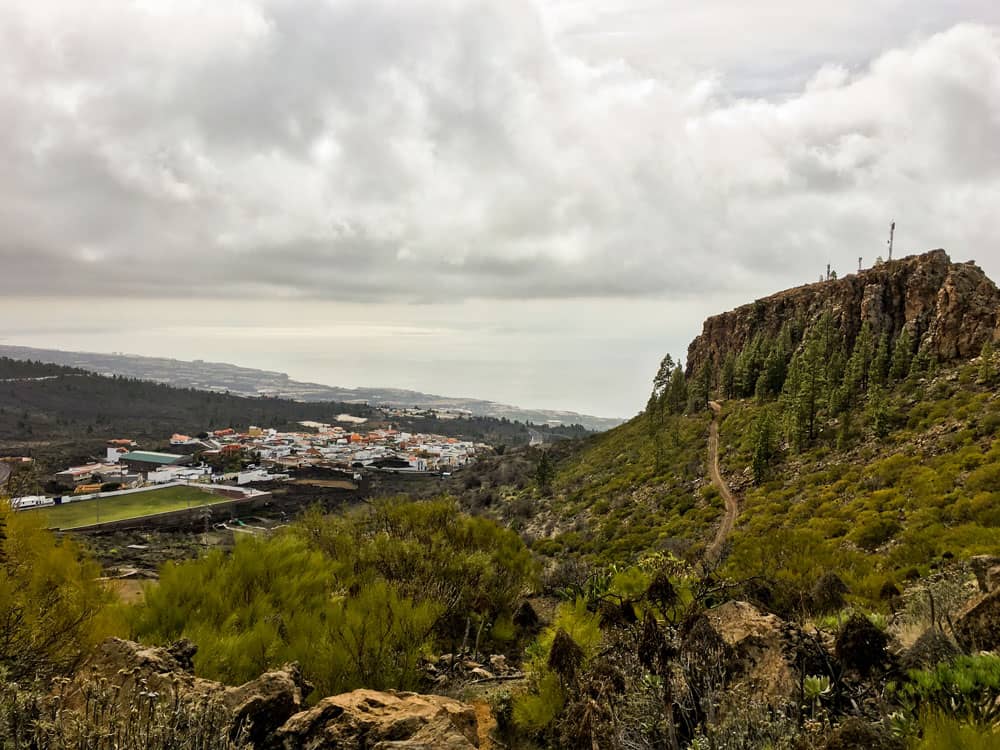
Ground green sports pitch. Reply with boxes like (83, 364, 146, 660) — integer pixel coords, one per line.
(31, 485, 232, 530)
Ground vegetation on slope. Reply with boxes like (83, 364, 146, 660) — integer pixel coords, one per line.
(466, 310, 999, 614)
(129, 498, 537, 698)
(0, 503, 119, 681)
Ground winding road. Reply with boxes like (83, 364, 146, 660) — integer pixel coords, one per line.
(705, 401, 738, 564)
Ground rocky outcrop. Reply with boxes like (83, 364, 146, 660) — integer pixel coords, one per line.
(65, 638, 312, 749)
(969, 555, 1000, 594)
(686, 250, 1000, 376)
(705, 601, 828, 700)
(954, 588, 1000, 652)
(277, 689, 479, 750)
(224, 666, 314, 750)
(59, 639, 480, 750)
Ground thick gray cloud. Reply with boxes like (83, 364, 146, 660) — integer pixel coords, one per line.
(2, 0, 1000, 303)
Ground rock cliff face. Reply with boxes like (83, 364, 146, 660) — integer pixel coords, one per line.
(686, 249, 1000, 376)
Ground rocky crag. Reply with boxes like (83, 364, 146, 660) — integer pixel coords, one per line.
(686, 249, 1000, 376)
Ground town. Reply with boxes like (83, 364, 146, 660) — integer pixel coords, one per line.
(10, 412, 484, 512)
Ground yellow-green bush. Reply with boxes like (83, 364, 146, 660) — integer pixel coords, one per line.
(0, 502, 120, 680)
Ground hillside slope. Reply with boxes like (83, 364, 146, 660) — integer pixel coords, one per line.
(462, 250, 1000, 614)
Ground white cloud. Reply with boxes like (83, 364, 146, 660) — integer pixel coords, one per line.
(0, 0, 998, 307)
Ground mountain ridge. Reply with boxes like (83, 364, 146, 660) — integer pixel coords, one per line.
(686, 249, 1000, 378)
(0, 345, 623, 431)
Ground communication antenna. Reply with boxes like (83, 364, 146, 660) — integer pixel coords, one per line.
(888, 221, 895, 261)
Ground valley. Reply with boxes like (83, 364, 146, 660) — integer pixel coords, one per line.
(3, 250, 1000, 749)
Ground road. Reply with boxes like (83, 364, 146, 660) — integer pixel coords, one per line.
(705, 400, 738, 564)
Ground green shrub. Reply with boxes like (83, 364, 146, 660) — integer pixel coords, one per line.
(0, 503, 120, 680)
(912, 714, 1000, 749)
(896, 655, 1000, 727)
(132, 499, 533, 698)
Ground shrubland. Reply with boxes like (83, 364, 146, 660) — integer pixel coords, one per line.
(129, 497, 537, 697)
(2, 304, 999, 747)
(0, 503, 119, 681)
(468, 319, 999, 619)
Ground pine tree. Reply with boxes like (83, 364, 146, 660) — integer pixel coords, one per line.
(646, 388, 666, 469)
(756, 346, 788, 401)
(652, 354, 676, 398)
(837, 408, 853, 450)
(889, 328, 913, 382)
(978, 341, 997, 386)
(872, 333, 891, 386)
(751, 408, 777, 485)
(910, 345, 933, 378)
(866, 385, 890, 439)
(721, 353, 736, 399)
(780, 319, 827, 449)
(666, 366, 688, 415)
(799, 328, 827, 443)
(535, 451, 555, 494)
(688, 361, 712, 412)
(844, 322, 874, 397)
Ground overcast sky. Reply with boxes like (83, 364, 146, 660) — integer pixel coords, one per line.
(3, 1, 1000, 418)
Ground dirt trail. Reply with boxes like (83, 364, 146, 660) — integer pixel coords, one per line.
(705, 401, 738, 564)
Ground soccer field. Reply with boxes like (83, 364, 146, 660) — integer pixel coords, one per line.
(31, 485, 232, 529)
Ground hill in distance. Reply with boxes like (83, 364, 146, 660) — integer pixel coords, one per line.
(0, 358, 590, 472)
(0, 345, 623, 432)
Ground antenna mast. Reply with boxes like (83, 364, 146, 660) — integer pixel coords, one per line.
(888, 221, 895, 261)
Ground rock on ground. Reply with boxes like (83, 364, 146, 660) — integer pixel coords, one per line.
(277, 689, 479, 750)
(58, 640, 484, 750)
(686, 249, 1000, 378)
(706, 601, 797, 698)
(64, 638, 312, 750)
(954, 588, 1000, 652)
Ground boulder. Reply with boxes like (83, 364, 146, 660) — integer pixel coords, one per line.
(222, 663, 313, 750)
(60, 639, 481, 750)
(63, 637, 207, 703)
(954, 588, 1000, 652)
(968, 555, 1000, 593)
(277, 689, 479, 750)
(705, 601, 798, 699)
(64, 639, 310, 749)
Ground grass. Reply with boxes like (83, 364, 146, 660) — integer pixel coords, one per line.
(28, 485, 231, 529)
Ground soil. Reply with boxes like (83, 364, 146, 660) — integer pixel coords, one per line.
(705, 400, 739, 563)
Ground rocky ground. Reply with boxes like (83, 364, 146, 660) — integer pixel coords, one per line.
(62, 638, 484, 750)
